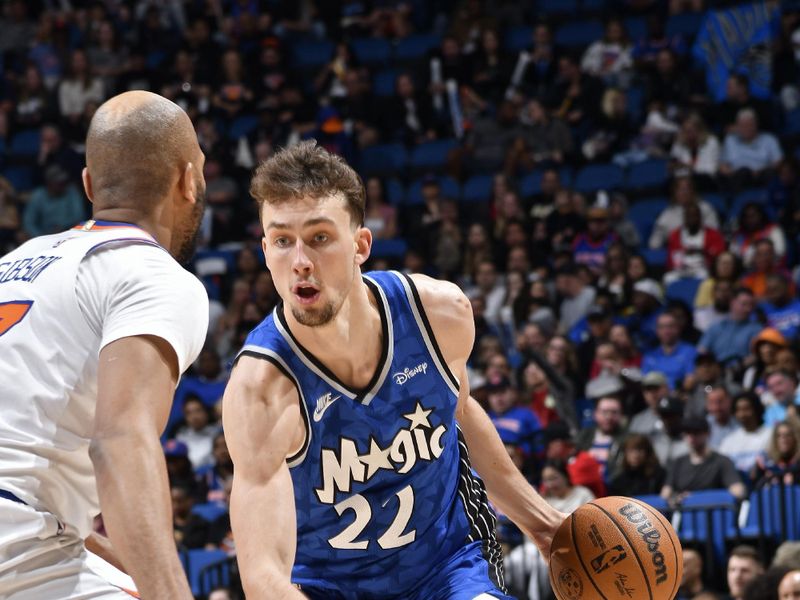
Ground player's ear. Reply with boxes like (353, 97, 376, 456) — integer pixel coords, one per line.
(82, 168, 94, 203)
(354, 225, 372, 267)
(179, 162, 197, 205)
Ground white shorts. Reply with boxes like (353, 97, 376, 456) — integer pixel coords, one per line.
(0, 498, 137, 599)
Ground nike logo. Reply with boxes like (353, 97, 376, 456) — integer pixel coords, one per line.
(313, 392, 341, 422)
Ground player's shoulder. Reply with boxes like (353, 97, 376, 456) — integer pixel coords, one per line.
(408, 273, 470, 314)
(226, 350, 298, 407)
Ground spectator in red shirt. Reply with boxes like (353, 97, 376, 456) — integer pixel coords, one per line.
(543, 421, 607, 497)
(665, 202, 725, 285)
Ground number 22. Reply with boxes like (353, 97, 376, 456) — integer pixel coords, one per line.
(0, 301, 33, 337)
(328, 484, 416, 550)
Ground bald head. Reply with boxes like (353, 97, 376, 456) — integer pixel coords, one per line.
(86, 91, 201, 211)
(780, 571, 800, 600)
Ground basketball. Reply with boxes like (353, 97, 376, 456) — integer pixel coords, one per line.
(549, 496, 682, 600)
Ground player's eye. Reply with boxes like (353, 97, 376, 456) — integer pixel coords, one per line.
(274, 237, 290, 248)
(312, 233, 329, 244)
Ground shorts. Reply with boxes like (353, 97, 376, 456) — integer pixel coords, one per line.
(298, 541, 515, 600)
(0, 497, 137, 599)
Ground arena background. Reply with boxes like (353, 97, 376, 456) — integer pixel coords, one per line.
(1, 1, 800, 598)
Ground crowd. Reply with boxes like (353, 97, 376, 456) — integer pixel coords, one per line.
(3, 0, 800, 598)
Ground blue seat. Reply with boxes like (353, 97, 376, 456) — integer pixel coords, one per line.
(666, 12, 705, 38)
(371, 238, 408, 259)
(633, 495, 670, 517)
(641, 247, 668, 268)
(359, 143, 407, 177)
(2, 165, 34, 192)
(372, 69, 397, 97)
(394, 34, 440, 63)
(408, 139, 458, 172)
(677, 489, 740, 564)
(291, 40, 334, 69)
(462, 174, 493, 203)
(628, 197, 668, 242)
(730, 188, 769, 218)
(703, 193, 727, 220)
(10, 129, 41, 158)
(504, 26, 533, 52)
(351, 38, 392, 67)
(191, 503, 228, 523)
(538, 0, 578, 17)
(519, 167, 573, 198)
(227, 114, 259, 140)
(786, 108, 800, 135)
(573, 163, 624, 194)
(665, 277, 702, 307)
(626, 86, 645, 123)
(624, 17, 649, 41)
(385, 178, 405, 205)
(554, 21, 605, 48)
(626, 158, 669, 192)
(186, 549, 230, 597)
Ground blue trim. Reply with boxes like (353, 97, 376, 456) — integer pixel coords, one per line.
(0, 489, 27, 505)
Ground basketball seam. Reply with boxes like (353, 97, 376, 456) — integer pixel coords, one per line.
(631, 499, 680, 600)
(571, 511, 610, 600)
(588, 502, 654, 600)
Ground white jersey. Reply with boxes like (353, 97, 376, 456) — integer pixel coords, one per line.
(0, 220, 208, 538)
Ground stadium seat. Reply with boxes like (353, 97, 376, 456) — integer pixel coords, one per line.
(371, 238, 408, 259)
(633, 495, 671, 517)
(627, 197, 667, 242)
(504, 26, 533, 52)
(408, 139, 458, 173)
(461, 174, 493, 203)
(186, 549, 230, 597)
(405, 175, 460, 204)
(665, 12, 705, 39)
(624, 17, 648, 41)
(359, 143, 407, 177)
(351, 38, 392, 67)
(538, 0, 578, 17)
(626, 85, 645, 124)
(191, 503, 228, 523)
(10, 129, 41, 158)
(2, 165, 35, 192)
(640, 247, 667, 268)
(573, 163, 624, 194)
(625, 158, 669, 193)
(554, 21, 605, 48)
(385, 178, 405, 205)
(785, 108, 800, 136)
(372, 69, 397, 97)
(394, 34, 441, 63)
(291, 40, 334, 69)
(730, 188, 770, 220)
(227, 114, 259, 140)
(665, 277, 702, 307)
(519, 167, 574, 198)
(677, 490, 740, 567)
(703, 193, 727, 220)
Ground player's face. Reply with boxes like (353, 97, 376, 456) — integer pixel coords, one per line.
(262, 194, 369, 327)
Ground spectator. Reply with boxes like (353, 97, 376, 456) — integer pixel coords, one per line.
(680, 548, 709, 600)
(0, 177, 21, 253)
(175, 347, 228, 410)
(694, 279, 733, 334)
(579, 309, 615, 379)
(627, 278, 664, 349)
(760, 275, 800, 340)
(505, 98, 573, 174)
(363, 178, 397, 240)
(466, 259, 506, 327)
(383, 73, 437, 145)
(543, 421, 606, 498)
(670, 112, 721, 181)
(575, 395, 628, 479)
(661, 415, 746, 503)
(641, 312, 697, 389)
(665, 202, 725, 285)
(608, 195, 641, 249)
(471, 28, 513, 105)
(695, 251, 743, 310)
(731, 204, 787, 270)
(547, 54, 602, 131)
(35, 124, 83, 185)
(728, 546, 766, 600)
(630, 371, 669, 434)
(518, 356, 578, 429)
(743, 328, 788, 394)
(649, 175, 719, 249)
(609, 323, 643, 371)
(705, 385, 741, 451)
(486, 377, 541, 455)
(58, 48, 104, 122)
(650, 395, 691, 467)
(779, 570, 800, 600)
(720, 109, 783, 190)
(697, 287, 762, 367)
(716, 74, 772, 133)
(555, 264, 596, 333)
(752, 421, 800, 487)
(571, 206, 618, 275)
(197, 432, 234, 505)
(450, 100, 521, 178)
(163, 440, 206, 502)
(764, 370, 800, 427)
(513, 24, 558, 99)
(22, 165, 85, 238)
(171, 484, 210, 550)
(719, 391, 773, 473)
(580, 18, 633, 87)
(12, 64, 53, 131)
(540, 458, 595, 512)
(608, 433, 666, 496)
(581, 88, 636, 162)
(175, 396, 220, 469)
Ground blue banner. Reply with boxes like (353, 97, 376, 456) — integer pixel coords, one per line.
(693, 2, 781, 102)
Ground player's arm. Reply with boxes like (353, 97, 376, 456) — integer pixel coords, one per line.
(222, 355, 307, 599)
(91, 335, 193, 599)
(411, 274, 566, 558)
(85, 531, 127, 574)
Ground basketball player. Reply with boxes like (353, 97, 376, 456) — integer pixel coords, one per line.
(223, 141, 565, 599)
(0, 91, 208, 599)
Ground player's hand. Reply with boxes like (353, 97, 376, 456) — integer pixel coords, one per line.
(536, 510, 569, 563)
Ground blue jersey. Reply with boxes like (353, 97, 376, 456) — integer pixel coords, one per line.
(239, 271, 506, 599)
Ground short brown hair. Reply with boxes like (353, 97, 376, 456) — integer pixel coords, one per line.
(250, 140, 365, 226)
(730, 545, 763, 566)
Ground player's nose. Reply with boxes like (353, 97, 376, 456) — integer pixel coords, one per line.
(292, 240, 313, 273)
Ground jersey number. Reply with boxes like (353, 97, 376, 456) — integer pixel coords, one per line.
(0, 301, 33, 337)
(328, 484, 416, 551)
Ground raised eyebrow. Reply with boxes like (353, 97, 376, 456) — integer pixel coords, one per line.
(265, 217, 337, 231)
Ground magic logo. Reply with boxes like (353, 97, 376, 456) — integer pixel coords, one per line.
(315, 401, 447, 505)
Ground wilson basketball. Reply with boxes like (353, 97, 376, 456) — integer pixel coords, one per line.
(549, 496, 682, 600)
